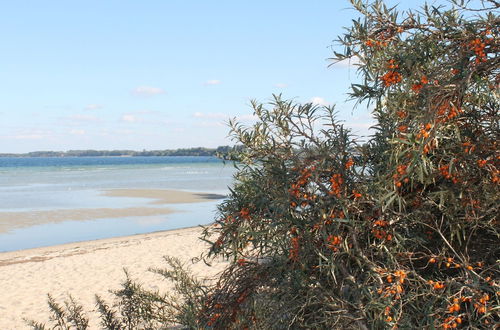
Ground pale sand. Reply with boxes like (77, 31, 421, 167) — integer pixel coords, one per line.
(0, 189, 226, 233)
(0, 226, 226, 329)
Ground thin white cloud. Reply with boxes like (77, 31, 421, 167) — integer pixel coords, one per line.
(204, 80, 221, 86)
(237, 114, 258, 122)
(69, 114, 99, 122)
(84, 104, 103, 110)
(118, 110, 167, 124)
(132, 86, 166, 96)
(121, 114, 140, 123)
(310, 97, 330, 106)
(193, 112, 228, 128)
(70, 129, 86, 135)
(274, 83, 288, 88)
(7, 128, 53, 140)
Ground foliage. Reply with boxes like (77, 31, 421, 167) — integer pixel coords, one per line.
(29, 259, 210, 329)
(198, 0, 499, 328)
(32, 0, 498, 329)
(26, 294, 89, 330)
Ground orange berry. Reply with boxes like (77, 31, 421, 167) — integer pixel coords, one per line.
(345, 157, 354, 169)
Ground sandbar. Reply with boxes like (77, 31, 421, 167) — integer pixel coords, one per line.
(0, 207, 175, 234)
(102, 188, 226, 204)
(0, 189, 226, 233)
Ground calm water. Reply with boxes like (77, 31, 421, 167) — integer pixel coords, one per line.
(0, 156, 235, 252)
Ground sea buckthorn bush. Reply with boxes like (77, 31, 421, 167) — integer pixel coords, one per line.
(34, 1, 498, 329)
(196, 1, 499, 328)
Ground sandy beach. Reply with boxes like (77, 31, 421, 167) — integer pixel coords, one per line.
(0, 226, 225, 329)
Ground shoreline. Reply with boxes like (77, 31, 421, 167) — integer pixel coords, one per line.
(0, 224, 202, 260)
(0, 225, 225, 328)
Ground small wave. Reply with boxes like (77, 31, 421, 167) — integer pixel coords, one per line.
(159, 166, 189, 170)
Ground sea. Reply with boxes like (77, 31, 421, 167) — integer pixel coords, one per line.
(0, 156, 235, 252)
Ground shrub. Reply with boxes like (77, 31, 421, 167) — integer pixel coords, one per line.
(199, 1, 499, 328)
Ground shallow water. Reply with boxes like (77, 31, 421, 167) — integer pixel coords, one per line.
(0, 156, 235, 252)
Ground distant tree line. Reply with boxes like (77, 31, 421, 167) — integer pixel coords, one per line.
(0, 146, 240, 158)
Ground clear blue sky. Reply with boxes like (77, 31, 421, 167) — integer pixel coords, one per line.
(1, 0, 453, 152)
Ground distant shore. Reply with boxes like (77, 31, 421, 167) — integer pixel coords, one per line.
(0, 146, 237, 158)
(0, 226, 226, 328)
